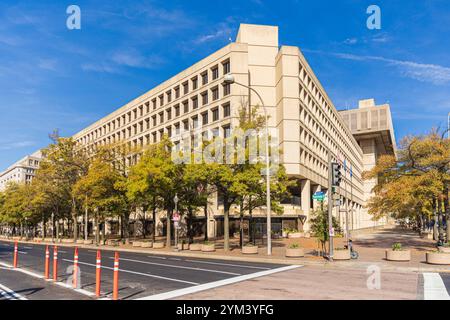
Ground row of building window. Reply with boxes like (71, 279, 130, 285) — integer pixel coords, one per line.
(77, 60, 231, 146)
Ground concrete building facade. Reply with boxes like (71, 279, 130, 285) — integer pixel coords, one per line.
(0, 24, 395, 238)
(0, 151, 42, 191)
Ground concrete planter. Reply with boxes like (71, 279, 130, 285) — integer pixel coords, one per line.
(201, 244, 216, 252)
(333, 249, 351, 260)
(83, 240, 93, 245)
(420, 231, 433, 240)
(285, 248, 305, 258)
(241, 245, 258, 254)
(132, 241, 142, 247)
(177, 243, 190, 250)
(386, 249, 411, 261)
(438, 247, 450, 253)
(75, 239, 84, 244)
(140, 242, 153, 248)
(426, 252, 450, 265)
(288, 232, 303, 239)
(33, 237, 43, 243)
(152, 242, 165, 249)
(61, 239, 75, 244)
(106, 239, 119, 246)
(44, 237, 53, 242)
(189, 243, 202, 251)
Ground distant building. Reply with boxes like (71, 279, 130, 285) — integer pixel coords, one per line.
(0, 151, 42, 191)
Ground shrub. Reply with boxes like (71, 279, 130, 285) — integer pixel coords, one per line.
(289, 243, 300, 249)
(392, 243, 403, 251)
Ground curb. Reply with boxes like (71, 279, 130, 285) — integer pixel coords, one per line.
(2, 238, 449, 273)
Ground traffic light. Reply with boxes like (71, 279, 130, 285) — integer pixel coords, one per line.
(331, 162, 342, 186)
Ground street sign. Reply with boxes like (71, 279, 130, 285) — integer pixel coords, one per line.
(312, 192, 325, 201)
(329, 227, 335, 237)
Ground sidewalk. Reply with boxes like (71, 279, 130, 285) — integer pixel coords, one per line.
(1, 226, 448, 273)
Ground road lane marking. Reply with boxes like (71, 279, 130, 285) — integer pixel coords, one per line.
(0, 283, 27, 300)
(54, 281, 95, 297)
(63, 259, 199, 285)
(110, 257, 241, 276)
(423, 273, 450, 300)
(184, 259, 271, 270)
(23, 246, 33, 250)
(18, 251, 27, 254)
(0, 261, 94, 299)
(136, 265, 302, 300)
(147, 256, 167, 260)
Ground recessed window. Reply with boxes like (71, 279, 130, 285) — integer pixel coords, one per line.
(183, 100, 189, 113)
(183, 82, 189, 95)
(192, 96, 199, 109)
(201, 92, 208, 106)
(202, 112, 208, 125)
(211, 66, 219, 80)
(212, 107, 219, 122)
(174, 86, 180, 99)
(201, 72, 208, 85)
(223, 103, 230, 118)
(212, 87, 219, 101)
(183, 119, 189, 131)
(223, 83, 230, 96)
(174, 104, 180, 117)
(192, 76, 198, 90)
(223, 60, 230, 74)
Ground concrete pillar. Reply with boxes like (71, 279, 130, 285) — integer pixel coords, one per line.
(301, 179, 311, 232)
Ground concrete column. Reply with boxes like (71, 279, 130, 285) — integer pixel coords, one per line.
(301, 179, 311, 232)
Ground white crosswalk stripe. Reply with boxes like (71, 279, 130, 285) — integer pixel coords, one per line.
(423, 273, 450, 300)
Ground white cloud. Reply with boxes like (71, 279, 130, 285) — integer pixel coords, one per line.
(305, 49, 450, 85)
(0, 141, 35, 151)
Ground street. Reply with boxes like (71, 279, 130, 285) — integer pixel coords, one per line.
(1, 239, 450, 300)
(0, 240, 292, 300)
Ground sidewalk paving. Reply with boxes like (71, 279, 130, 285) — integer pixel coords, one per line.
(1, 226, 448, 273)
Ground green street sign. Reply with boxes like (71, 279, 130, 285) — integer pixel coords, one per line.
(312, 194, 325, 201)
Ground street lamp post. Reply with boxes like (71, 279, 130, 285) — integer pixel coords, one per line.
(173, 194, 179, 251)
(223, 74, 272, 256)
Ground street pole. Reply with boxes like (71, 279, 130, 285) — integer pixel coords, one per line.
(85, 195, 88, 242)
(174, 194, 179, 251)
(51, 212, 54, 243)
(447, 112, 450, 139)
(223, 75, 272, 255)
(328, 151, 334, 261)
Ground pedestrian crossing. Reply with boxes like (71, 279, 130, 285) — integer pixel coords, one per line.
(423, 273, 450, 300)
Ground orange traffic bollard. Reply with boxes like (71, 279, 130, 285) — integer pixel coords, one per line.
(73, 247, 79, 289)
(44, 245, 50, 279)
(95, 250, 101, 297)
(53, 245, 58, 281)
(13, 241, 18, 268)
(112, 252, 119, 300)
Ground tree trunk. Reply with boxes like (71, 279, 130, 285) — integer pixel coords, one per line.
(72, 197, 78, 240)
(187, 207, 194, 244)
(224, 199, 230, 251)
(152, 205, 156, 243)
(438, 198, 445, 245)
(94, 211, 99, 245)
(204, 203, 209, 242)
(239, 202, 244, 248)
(444, 186, 449, 243)
(166, 208, 172, 248)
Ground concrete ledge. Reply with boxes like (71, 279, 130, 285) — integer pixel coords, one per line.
(426, 252, 450, 265)
(153, 242, 165, 249)
(386, 250, 411, 261)
(333, 249, 351, 260)
(286, 248, 305, 258)
(241, 246, 258, 254)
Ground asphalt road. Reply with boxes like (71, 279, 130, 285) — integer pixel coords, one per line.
(0, 240, 288, 300)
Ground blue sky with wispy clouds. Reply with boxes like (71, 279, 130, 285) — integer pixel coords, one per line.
(0, 0, 449, 171)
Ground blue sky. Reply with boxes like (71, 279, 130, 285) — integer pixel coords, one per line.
(0, 0, 449, 171)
